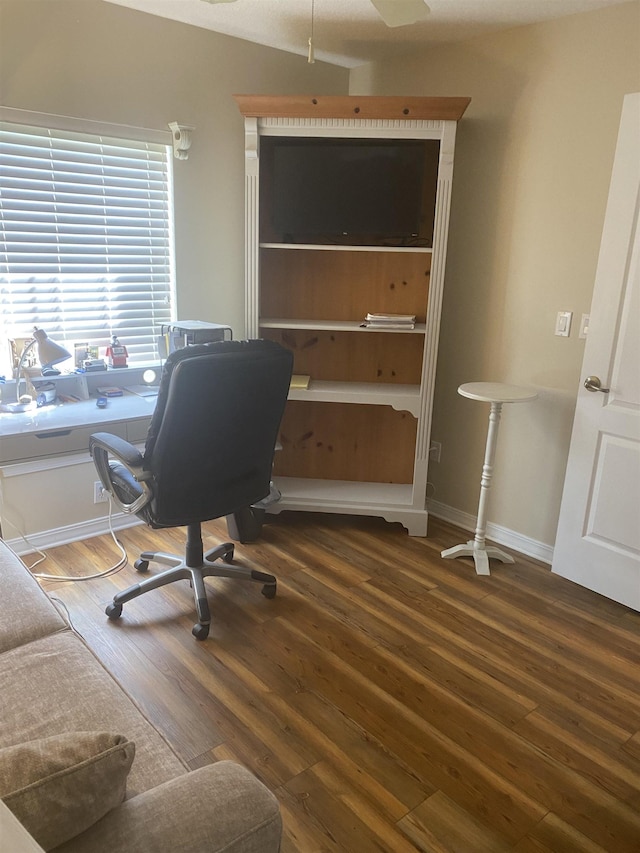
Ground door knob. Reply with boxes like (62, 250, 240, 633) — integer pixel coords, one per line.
(584, 375, 610, 393)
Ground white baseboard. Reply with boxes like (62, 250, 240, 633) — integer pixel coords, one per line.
(428, 499, 553, 565)
(6, 514, 143, 557)
(8, 501, 553, 566)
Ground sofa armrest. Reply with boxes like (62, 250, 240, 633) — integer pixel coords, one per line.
(53, 762, 282, 853)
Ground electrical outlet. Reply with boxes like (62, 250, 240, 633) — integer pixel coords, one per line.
(93, 481, 108, 504)
(429, 441, 441, 463)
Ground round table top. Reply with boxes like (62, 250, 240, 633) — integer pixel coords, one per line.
(458, 382, 538, 404)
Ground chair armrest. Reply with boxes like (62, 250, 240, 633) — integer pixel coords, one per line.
(90, 432, 145, 472)
(89, 432, 152, 515)
(54, 762, 282, 853)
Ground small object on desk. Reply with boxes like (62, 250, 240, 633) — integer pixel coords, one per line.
(106, 335, 128, 368)
(96, 396, 108, 408)
(36, 388, 57, 407)
(83, 358, 107, 372)
(126, 384, 160, 397)
(97, 386, 123, 397)
(441, 382, 538, 576)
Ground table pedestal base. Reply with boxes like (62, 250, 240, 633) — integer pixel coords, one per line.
(441, 540, 515, 576)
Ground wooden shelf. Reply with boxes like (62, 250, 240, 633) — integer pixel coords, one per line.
(271, 477, 414, 508)
(260, 243, 432, 254)
(268, 477, 429, 536)
(288, 379, 421, 416)
(260, 318, 426, 334)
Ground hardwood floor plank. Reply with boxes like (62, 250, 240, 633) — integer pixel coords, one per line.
(277, 784, 343, 852)
(513, 708, 640, 802)
(396, 641, 538, 727)
(514, 812, 612, 853)
(476, 583, 640, 694)
(279, 594, 640, 849)
(284, 762, 420, 853)
(399, 789, 513, 852)
(287, 688, 433, 817)
(267, 613, 548, 842)
(423, 588, 640, 735)
(36, 513, 640, 851)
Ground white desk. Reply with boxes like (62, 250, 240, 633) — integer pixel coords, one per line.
(0, 392, 157, 465)
(441, 382, 537, 576)
(0, 364, 160, 464)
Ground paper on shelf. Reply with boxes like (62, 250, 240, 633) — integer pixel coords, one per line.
(290, 374, 311, 390)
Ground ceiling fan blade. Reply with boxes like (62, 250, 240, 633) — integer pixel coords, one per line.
(370, 0, 430, 28)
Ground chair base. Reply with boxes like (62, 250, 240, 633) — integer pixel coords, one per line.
(105, 540, 277, 640)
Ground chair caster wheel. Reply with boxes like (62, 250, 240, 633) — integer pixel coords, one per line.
(106, 603, 123, 620)
(261, 583, 277, 600)
(134, 559, 149, 573)
(192, 623, 209, 641)
(223, 547, 234, 562)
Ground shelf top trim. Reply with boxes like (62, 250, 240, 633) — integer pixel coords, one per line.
(233, 95, 471, 122)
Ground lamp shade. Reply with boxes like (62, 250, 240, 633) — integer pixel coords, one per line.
(33, 328, 71, 368)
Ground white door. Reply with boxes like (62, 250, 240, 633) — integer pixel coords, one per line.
(552, 93, 640, 610)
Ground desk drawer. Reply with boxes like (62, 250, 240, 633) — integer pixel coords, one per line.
(126, 417, 151, 444)
(0, 423, 128, 463)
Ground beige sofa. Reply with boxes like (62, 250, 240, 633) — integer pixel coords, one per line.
(0, 538, 282, 852)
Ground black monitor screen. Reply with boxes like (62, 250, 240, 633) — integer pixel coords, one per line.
(261, 137, 438, 244)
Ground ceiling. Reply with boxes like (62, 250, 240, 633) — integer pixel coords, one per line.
(103, 0, 625, 68)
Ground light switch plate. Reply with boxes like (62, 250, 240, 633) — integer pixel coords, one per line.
(579, 313, 590, 339)
(555, 311, 572, 337)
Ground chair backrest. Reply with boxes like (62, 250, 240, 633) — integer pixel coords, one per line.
(142, 339, 292, 528)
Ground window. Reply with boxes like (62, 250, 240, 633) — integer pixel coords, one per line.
(0, 116, 175, 375)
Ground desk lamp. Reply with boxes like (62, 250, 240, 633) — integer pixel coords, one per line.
(1, 328, 71, 413)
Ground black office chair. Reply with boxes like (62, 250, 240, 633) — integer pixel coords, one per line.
(90, 339, 293, 640)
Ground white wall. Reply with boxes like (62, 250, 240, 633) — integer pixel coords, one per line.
(351, 1, 640, 556)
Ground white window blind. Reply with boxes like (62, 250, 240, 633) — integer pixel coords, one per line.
(0, 119, 174, 372)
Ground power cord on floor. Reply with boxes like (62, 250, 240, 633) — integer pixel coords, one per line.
(31, 494, 129, 583)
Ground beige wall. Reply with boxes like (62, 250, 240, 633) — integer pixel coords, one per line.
(351, 2, 640, 551)
(0, 0, 347, 336)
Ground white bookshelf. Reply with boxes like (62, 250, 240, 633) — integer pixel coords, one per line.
(236, 95, 469, 535)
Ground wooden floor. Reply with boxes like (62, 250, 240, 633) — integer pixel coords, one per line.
(37, 512, 640, 852)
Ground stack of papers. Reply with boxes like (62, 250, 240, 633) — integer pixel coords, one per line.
(362, 313, 416, 329)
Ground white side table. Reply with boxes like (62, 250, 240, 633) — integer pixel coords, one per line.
(441, 382, 538, 576)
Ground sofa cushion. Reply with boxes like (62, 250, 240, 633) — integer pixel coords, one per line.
(0, 632, 186, 797)
(0, 732, 135, 851)
(0, 539, 68, 653)
(53, 762, 283, 853)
